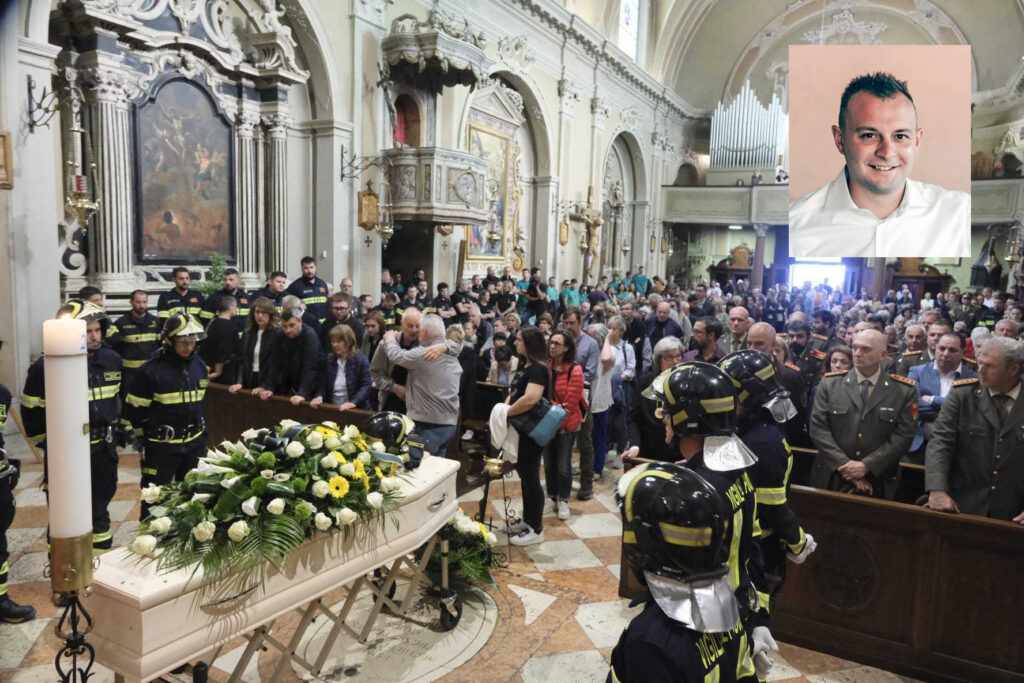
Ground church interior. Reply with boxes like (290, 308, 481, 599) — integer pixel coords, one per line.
(0, 0, 1023, 681)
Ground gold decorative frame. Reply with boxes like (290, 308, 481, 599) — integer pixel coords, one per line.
(0, 131, 13, 190)
(463, 120, 519, 263)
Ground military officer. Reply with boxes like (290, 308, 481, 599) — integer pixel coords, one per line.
(200, 267, 251, 333)
(925, 336, 1024, 523)
(809, 329, 918, 500)
(125, 313, 208, 519)
(21, 300, 123, 552)
(0, 368, 35, 622)
(811, 310, 841, 352)
(157, 267, 205, 331)
(892, 324, 927, 377)
(112, 289, 161, 402)
(786, 320, 826, 388)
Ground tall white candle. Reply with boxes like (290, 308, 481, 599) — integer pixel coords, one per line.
(43, 318, 92, 539)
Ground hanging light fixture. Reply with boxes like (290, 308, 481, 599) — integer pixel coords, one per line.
(1004, 222, 1023, 263)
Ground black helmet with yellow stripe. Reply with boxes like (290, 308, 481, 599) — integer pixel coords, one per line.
(718, 349, 790, 411)
(161, 313, 205, 345)
(642, 361, 739, 436)
(616, 461, 732, 583)
(58, 299, 110, 335)
(363, 411, 416, 453)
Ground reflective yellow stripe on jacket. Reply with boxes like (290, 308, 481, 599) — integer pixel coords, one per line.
(152, 389, 206, 404)
(89, 385, 120, 401)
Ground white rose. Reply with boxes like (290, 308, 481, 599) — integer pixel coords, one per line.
(191, 493, 213, 503)
(220, 476, 239, 489)
(141, 484, 164, 504)
(307, 431, 324, 449)
(274, 473, 291, 482)
(320, 454, 339, 470)
(379, 477, 399, 493)
(149, 517, 172, 534)
(227, 520, 250, 542)
(192, 521, 216, 543)
(339, 463, 356, 477)
(285, 441, 305, 458)
(241, 428, 259, 441)
(324, 436, 342, 450)
(130, 534, 158, 557)
(241, 496, 260, 517)
(279, 419, 300, 430)
(455, 518, 477, 535)
(312, 480, 331, 498)
(335, 507, 358, 526)
(342, 424, 360, 441)
(266, 498, 286, 515)
(366, 491, 384, 509)
(486, 532, 498, 546)
(314, 512, 333, 530)
(261, 469, 274, 479)
(204, 450, 232, 464)
(370, 441, 386, 453)
(358, 451, 372, 465)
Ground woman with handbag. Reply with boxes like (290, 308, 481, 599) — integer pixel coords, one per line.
(507, 327, 551, 546)
(545, 329, 585, 521)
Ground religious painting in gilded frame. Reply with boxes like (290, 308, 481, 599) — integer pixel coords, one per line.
(133, 76, 235, 263)
(463, 121, 514, 262)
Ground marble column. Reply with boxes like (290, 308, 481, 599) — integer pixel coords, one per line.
(872, 257, 886, 300)
(263, 114, 291, 274)
(236, 111, 261, 281)
(87, 67, 135, 287)
(752, 223, 768, 291)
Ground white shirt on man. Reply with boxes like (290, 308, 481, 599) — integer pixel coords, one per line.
(789, 167, 970, 258)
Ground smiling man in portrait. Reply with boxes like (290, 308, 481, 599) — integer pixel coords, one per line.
(789, 72, 970, 258)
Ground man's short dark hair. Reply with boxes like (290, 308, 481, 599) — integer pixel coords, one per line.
(493, 345, 513, 362)
(786, 320, 811, 335)
(281, 309, 300, 323)
(437, 282, 449, 293)
(270, 270, 287, 280)
(300, 256, 316, 265)
(839, 72, 914, 130)
(939, 332, 965, 350)
(223, 267, 239, 277)
(217, 296, 237, 313)
(813, 309, 835, 326)
(701, 316, 723, 342)
(78, 285, 102, 299)
(130, 289, 148, 300)
(492, 331, 508, 343)
(172, 266, 190, 277)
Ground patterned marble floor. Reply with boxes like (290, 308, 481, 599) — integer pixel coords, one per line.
(0, 432, 920, 682)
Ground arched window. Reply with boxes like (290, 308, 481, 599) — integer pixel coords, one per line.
(617, 0, 641, 61)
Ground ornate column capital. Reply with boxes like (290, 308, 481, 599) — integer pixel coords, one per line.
(82, 66, 132, 104)
(262, 113, 293, 138)
(237, 111, 262, 138)
(558, 78, 580, 114)
(753, 223, 769, 238)
(591, 97, 609, 128)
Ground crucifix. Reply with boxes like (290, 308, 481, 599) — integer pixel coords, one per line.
(572, 185, 604, 286)
(364, 235, 373, 248)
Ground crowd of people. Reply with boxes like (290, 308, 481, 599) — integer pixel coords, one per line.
(1, 255, 1021, 628)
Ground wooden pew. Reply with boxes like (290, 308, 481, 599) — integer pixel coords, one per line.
(776, 485, 1024, 682)
(202, 385, 481, 495)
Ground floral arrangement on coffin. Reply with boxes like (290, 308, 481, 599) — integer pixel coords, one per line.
(428, 508, 501, 584)
(129, 419, 405, 591)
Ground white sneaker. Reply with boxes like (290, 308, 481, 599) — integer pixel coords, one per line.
(611, 454, 624, 469)
(507, 518, 529, 534)
(557, 500, 571, 520)
(510, 528, 545, 546)
(461, 430, 475, 440)
(543, 498, 556, 514)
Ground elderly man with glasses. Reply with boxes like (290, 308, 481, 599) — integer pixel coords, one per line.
(622, 336, 686, 463)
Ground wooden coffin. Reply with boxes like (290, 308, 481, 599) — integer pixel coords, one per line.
(83, 456, 459, 682)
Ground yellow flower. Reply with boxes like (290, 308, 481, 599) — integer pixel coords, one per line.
(388, 463, 398, 476)
(353, 458, 365, 475)
(330, 450, 347, 464)
(477, 522, 488, 537)
(374, 466, 384, 479)
(328, 476, 350, 499)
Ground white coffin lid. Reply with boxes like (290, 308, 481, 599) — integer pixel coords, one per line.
(90, 455, 460, 611)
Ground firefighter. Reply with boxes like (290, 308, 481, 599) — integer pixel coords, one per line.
(21, 300, 123, 553)
(157, 267, 205, 331)
(125, 313, 208, 519)
(642, 361, 777, 681)
(0, 365, 36, 622)
(112, 289, 160, 402)
(610, 462, 756, 682)
(286, 256, 330, 323)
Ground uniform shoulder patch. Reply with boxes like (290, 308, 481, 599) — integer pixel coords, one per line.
(890, 374, 915, 386)
(784, 361, 801, 372)
(952, 377, 979, 387)
(810, 349, 826, 360)
(824, 370, 848, 377)
(901, 350, 922, 356)
(962, 357, 978, 366)
(812, 333, 829, 341)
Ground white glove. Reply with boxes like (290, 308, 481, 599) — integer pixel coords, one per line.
(751, 625, 778, 681)
(787, 532, 817, 565)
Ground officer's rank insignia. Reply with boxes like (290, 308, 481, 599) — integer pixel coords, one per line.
(824, 370, 848, 377)
(812, 334, 829, 341)
(910, 401, 919, 420)
(810, 350, 826, 360)
(952, 377, 979, 387)
(891, 374, 915, 386)
(785, 361, 801, 372)
(962, 357, 978, 366)
(902, 350, 921, 356)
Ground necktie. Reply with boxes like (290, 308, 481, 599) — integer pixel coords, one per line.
(993, 394, 1012, 425)
(860, 379, 872, 406)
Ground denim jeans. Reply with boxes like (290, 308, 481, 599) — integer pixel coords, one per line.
(592, 409, 610, 473)
(544, 430, 576, 501)
(414, 422, 458, 459)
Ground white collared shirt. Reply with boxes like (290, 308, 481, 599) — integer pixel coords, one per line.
(789, 167, 970, 258)
(933, 360, 964, 399)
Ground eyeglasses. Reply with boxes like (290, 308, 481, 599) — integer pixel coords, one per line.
(548, 340, 564, 347)
(660, 352, 683, 360)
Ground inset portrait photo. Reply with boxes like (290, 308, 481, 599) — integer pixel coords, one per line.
(788, 45, 971, 258)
